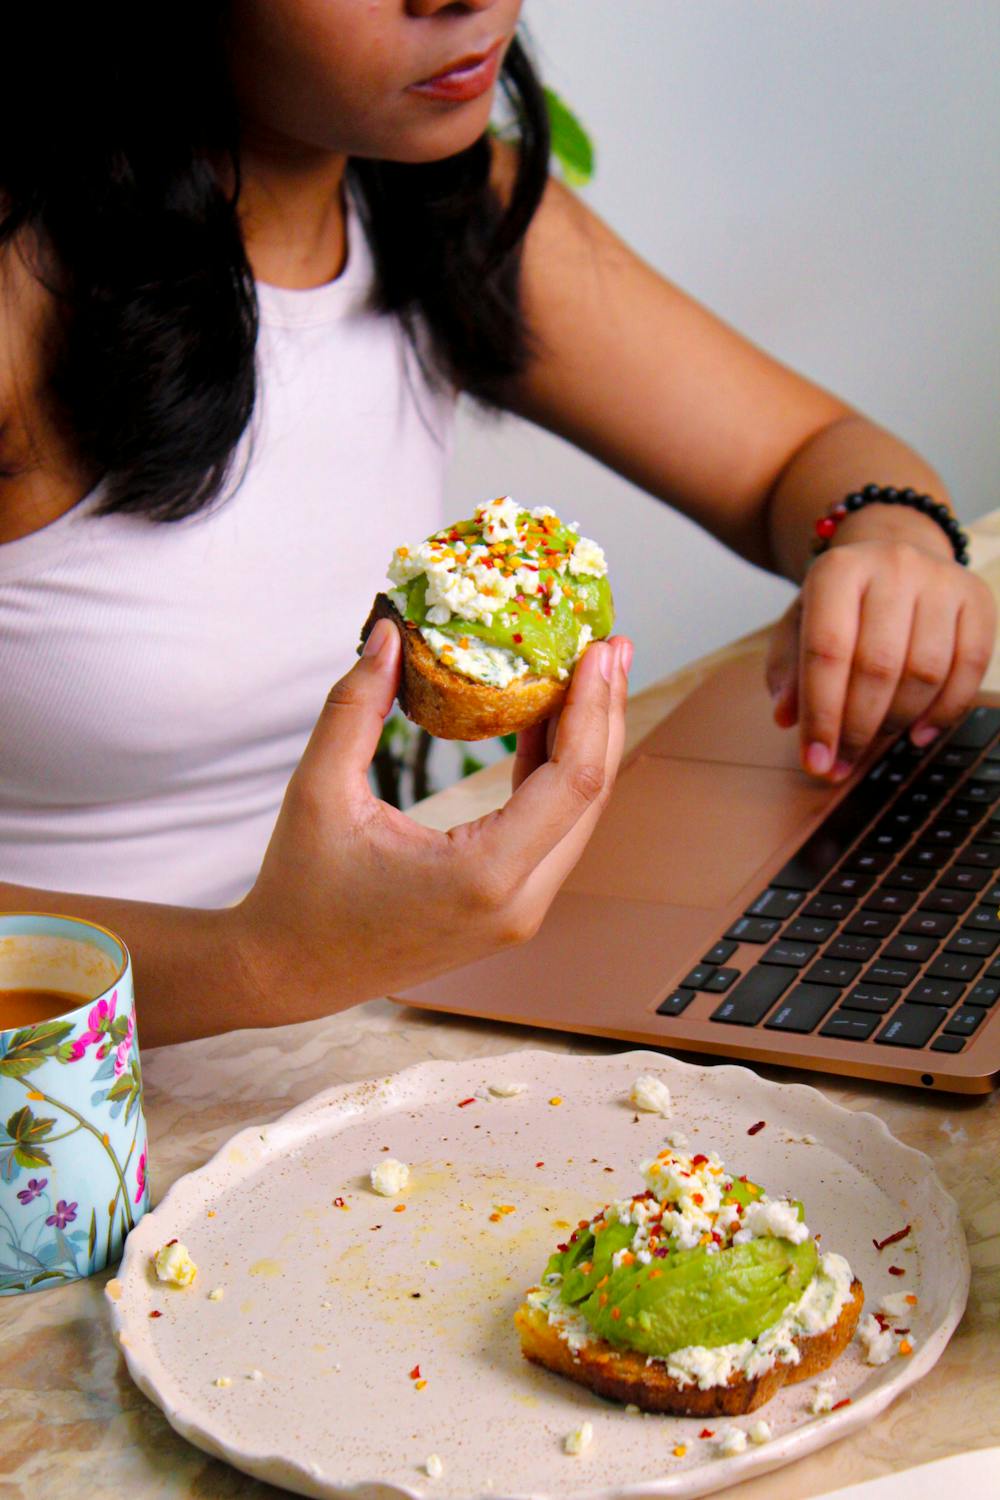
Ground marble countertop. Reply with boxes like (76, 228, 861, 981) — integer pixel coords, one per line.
(4, 516, 1000, 1499)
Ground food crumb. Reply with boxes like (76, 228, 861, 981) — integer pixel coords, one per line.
(809, 1379, 836, 1415)
(370, 1158, 410, 1197)
(629, 1074, 672, 1116)
(564, 1421, 593, 1455)
(749, 1420, 772, 1445)
(153, 1241, 197, 1288)
(414, 1379, 428, 1391)
(247, 1369, 263, 1381)
(489, 1081, 527, 1097)
(208, 1287, 224, 1301)
(673, 1444, 687, 1458)
(549, 1096, 563, 1106)
(625, 1404, 641, 1415)
(425, 1454, 444, 1479)
(716, 1427, 748, 1456)
(214, 1376, 232, 1388)
(320, 1300, 333, 1310)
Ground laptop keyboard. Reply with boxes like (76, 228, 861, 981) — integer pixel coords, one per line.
(657, 705, 1000, 1055)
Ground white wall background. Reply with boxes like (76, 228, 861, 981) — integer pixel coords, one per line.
(445, 0, 1000, 694)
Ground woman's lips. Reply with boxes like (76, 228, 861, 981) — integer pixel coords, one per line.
(409, 40, 504, 104)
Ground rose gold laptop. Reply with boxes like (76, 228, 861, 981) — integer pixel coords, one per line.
(394, 645, 1000, 1094)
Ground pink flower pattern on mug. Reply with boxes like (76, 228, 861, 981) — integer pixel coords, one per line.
(134, 1149, 147, 1206)
(113, 1014, 135, 1078)
(67, 990, 119, 1062)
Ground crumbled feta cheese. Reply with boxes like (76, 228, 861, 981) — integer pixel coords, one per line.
(477, 495, 522, 542)
(488, 1080, 527, 1097)
(214, 1376, 232, 1388)
(858, 1312, 896, 1365)
(716, 1426, 748, 1457)
(370, 1158, 410, 1197)
(809, 1387, 835, 1415)
(421, 626, 530, 689)
(425, 1454, 444, 1479)
(569, 537, 607, 577)
(880, 1291, 913, 1318)
(739, 1198, 809, 1245)
(207, 1286, 224, 1301)
(748, 1420, 772, 1445)
(564, 1421, 593, 1456)
(629, 1074, 673, 1116)
(153, 1241, 197, 1288)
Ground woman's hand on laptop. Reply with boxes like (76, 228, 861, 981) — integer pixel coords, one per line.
(766, 523, 997, 782)
(232, 621, 632, 1022)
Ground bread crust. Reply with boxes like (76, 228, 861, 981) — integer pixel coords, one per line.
(514, 1278, 864, 1417)
(360, 593, 569, 741)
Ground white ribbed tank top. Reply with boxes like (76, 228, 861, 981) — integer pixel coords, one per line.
(0, 201, 454, 908)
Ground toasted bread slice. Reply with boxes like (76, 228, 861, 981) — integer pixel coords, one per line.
(360, 593, 568, 741)
(514, 1278, 864, 1417)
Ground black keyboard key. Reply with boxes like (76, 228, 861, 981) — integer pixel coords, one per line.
(906, 978, 965, 1006)
(927, 953, 983, 982)
(702, 940, 737, 965)
(725, 916, 782, 944)
(863, 889, 917, 914)
(913, 767, 959, 794)
(842, 985, 900, 1014)
(861, 826, 908, 854)
(883, 934, 937, 963)
(864, 959, 919, 987)
(704, 967, 740, 993)
(842, 850, 892, 875)
(968, 980, 1000, 1008)
(972, 823, 1000, 845)
(938, 866, 991, 892)
(746, 888, 806, 920)
(772, 778, 895, 889)
(922, 823, 966, 847)
(824, 935, 879, 963)
(765, 984, 840, 1033)
(760, 940, 818, 969)
(955, 844, 1000, 869)
(784, 917, 837, 944)
(931, 1033, 966, 1053)
(902, 911, 956, 939)
(883, 866, 934, 891)
(943, 1007, 987, 1037)
(803, 958, 861, 988)
(936, 746, 978, 768)
(971, 762, 1000, 783)
(822, 872, 874, 897)
(938, 798, 984, 827)
(803, 894, 857, 920)
(711, 965, 794, 1025)
(821, 1009, 880, 1041)
(957, 781, 1000, 805)
(907, 846, 953, 869)
(948, 706, 1000, 748)
(657, 988, 695, 1017)
(876, 1004, 948, 1048)
(681, 964, 717, 989)
(844, 911, 897, 938)
(964, 906, 1000, 933)
(945, 931, 999, 958)
(920, 888, 975, 914)
(986, 956, 1000, 980)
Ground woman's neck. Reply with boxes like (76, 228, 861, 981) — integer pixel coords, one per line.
(235, 136, 350, 291)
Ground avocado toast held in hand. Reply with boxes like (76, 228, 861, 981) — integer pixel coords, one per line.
(515, 1145, 864, 1416)
(360, 496, 614, 740)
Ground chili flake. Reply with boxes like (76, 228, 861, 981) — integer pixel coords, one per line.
(394, 1204, 407, 1213)
(747, 1121, 766, 1136)
(905, 1294, 918, 1305)
(898, 1339, 913, 1356)
(888, 1265, 906, 1276)
(873, 1224, 911, 1252)
(830, 1398, 852, 1411)
(512, 633, 523, 644)
(535, 1161, 544, 1168)
(409, 1365, 421, 1380)
(549, 1096, 563, 1106)
(673, 1445, 687, 1458)
(149, 1310, 162, 1319)
(332, 1196, 348, 1209)
(415, 1379, 428, 1391)
(691, 1154, 709, 1167)
(457, 1098, 476, 1108)
(699, 1428, 715, 1440)
(610, 1307, 621, 1320)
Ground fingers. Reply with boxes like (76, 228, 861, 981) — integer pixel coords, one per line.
(511, 721, 548, 795)
(295, 617, 401, 805)
(879, 588, 958, 739)
(829, 577, 914, 776)
(765, 602, 801, 729)
(466, 637, 628, 879)
(908, 593, 997, 742)
(796, 556, 865, 777)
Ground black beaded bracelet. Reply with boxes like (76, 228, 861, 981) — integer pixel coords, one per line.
(812, 483, 970, 566)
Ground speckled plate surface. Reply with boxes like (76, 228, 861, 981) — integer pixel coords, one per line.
(107, 1050, 968, 1500)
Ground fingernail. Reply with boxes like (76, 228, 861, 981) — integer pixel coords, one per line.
(620, 640, 634, 676)
(806, 742, 833, 775)
(832, 758, 854, 782)
(363, 618, 392, 658)
(769, 679, 787, 703)
(910, 725, 940, 748)
(599, 643, 614, 683)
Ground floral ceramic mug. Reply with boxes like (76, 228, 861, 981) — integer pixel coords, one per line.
(0, 913, 150, 1294)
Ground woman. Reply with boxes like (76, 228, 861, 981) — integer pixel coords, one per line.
(0, 2, 993, 1045)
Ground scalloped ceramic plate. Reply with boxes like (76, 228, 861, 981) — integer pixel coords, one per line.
(107, 1050, 968, 1499)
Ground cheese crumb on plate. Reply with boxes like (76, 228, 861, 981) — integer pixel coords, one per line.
(153, 1241, 197, 1288)
(564, 1421, 593, 1455)
(629, 1074, 672, 1116)
(370, 1158, 410, 1197)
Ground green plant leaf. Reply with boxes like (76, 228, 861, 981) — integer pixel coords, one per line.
(543, 86, 595, 187)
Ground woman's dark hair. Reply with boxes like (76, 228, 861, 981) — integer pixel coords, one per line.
(0, 8, 550, 522)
